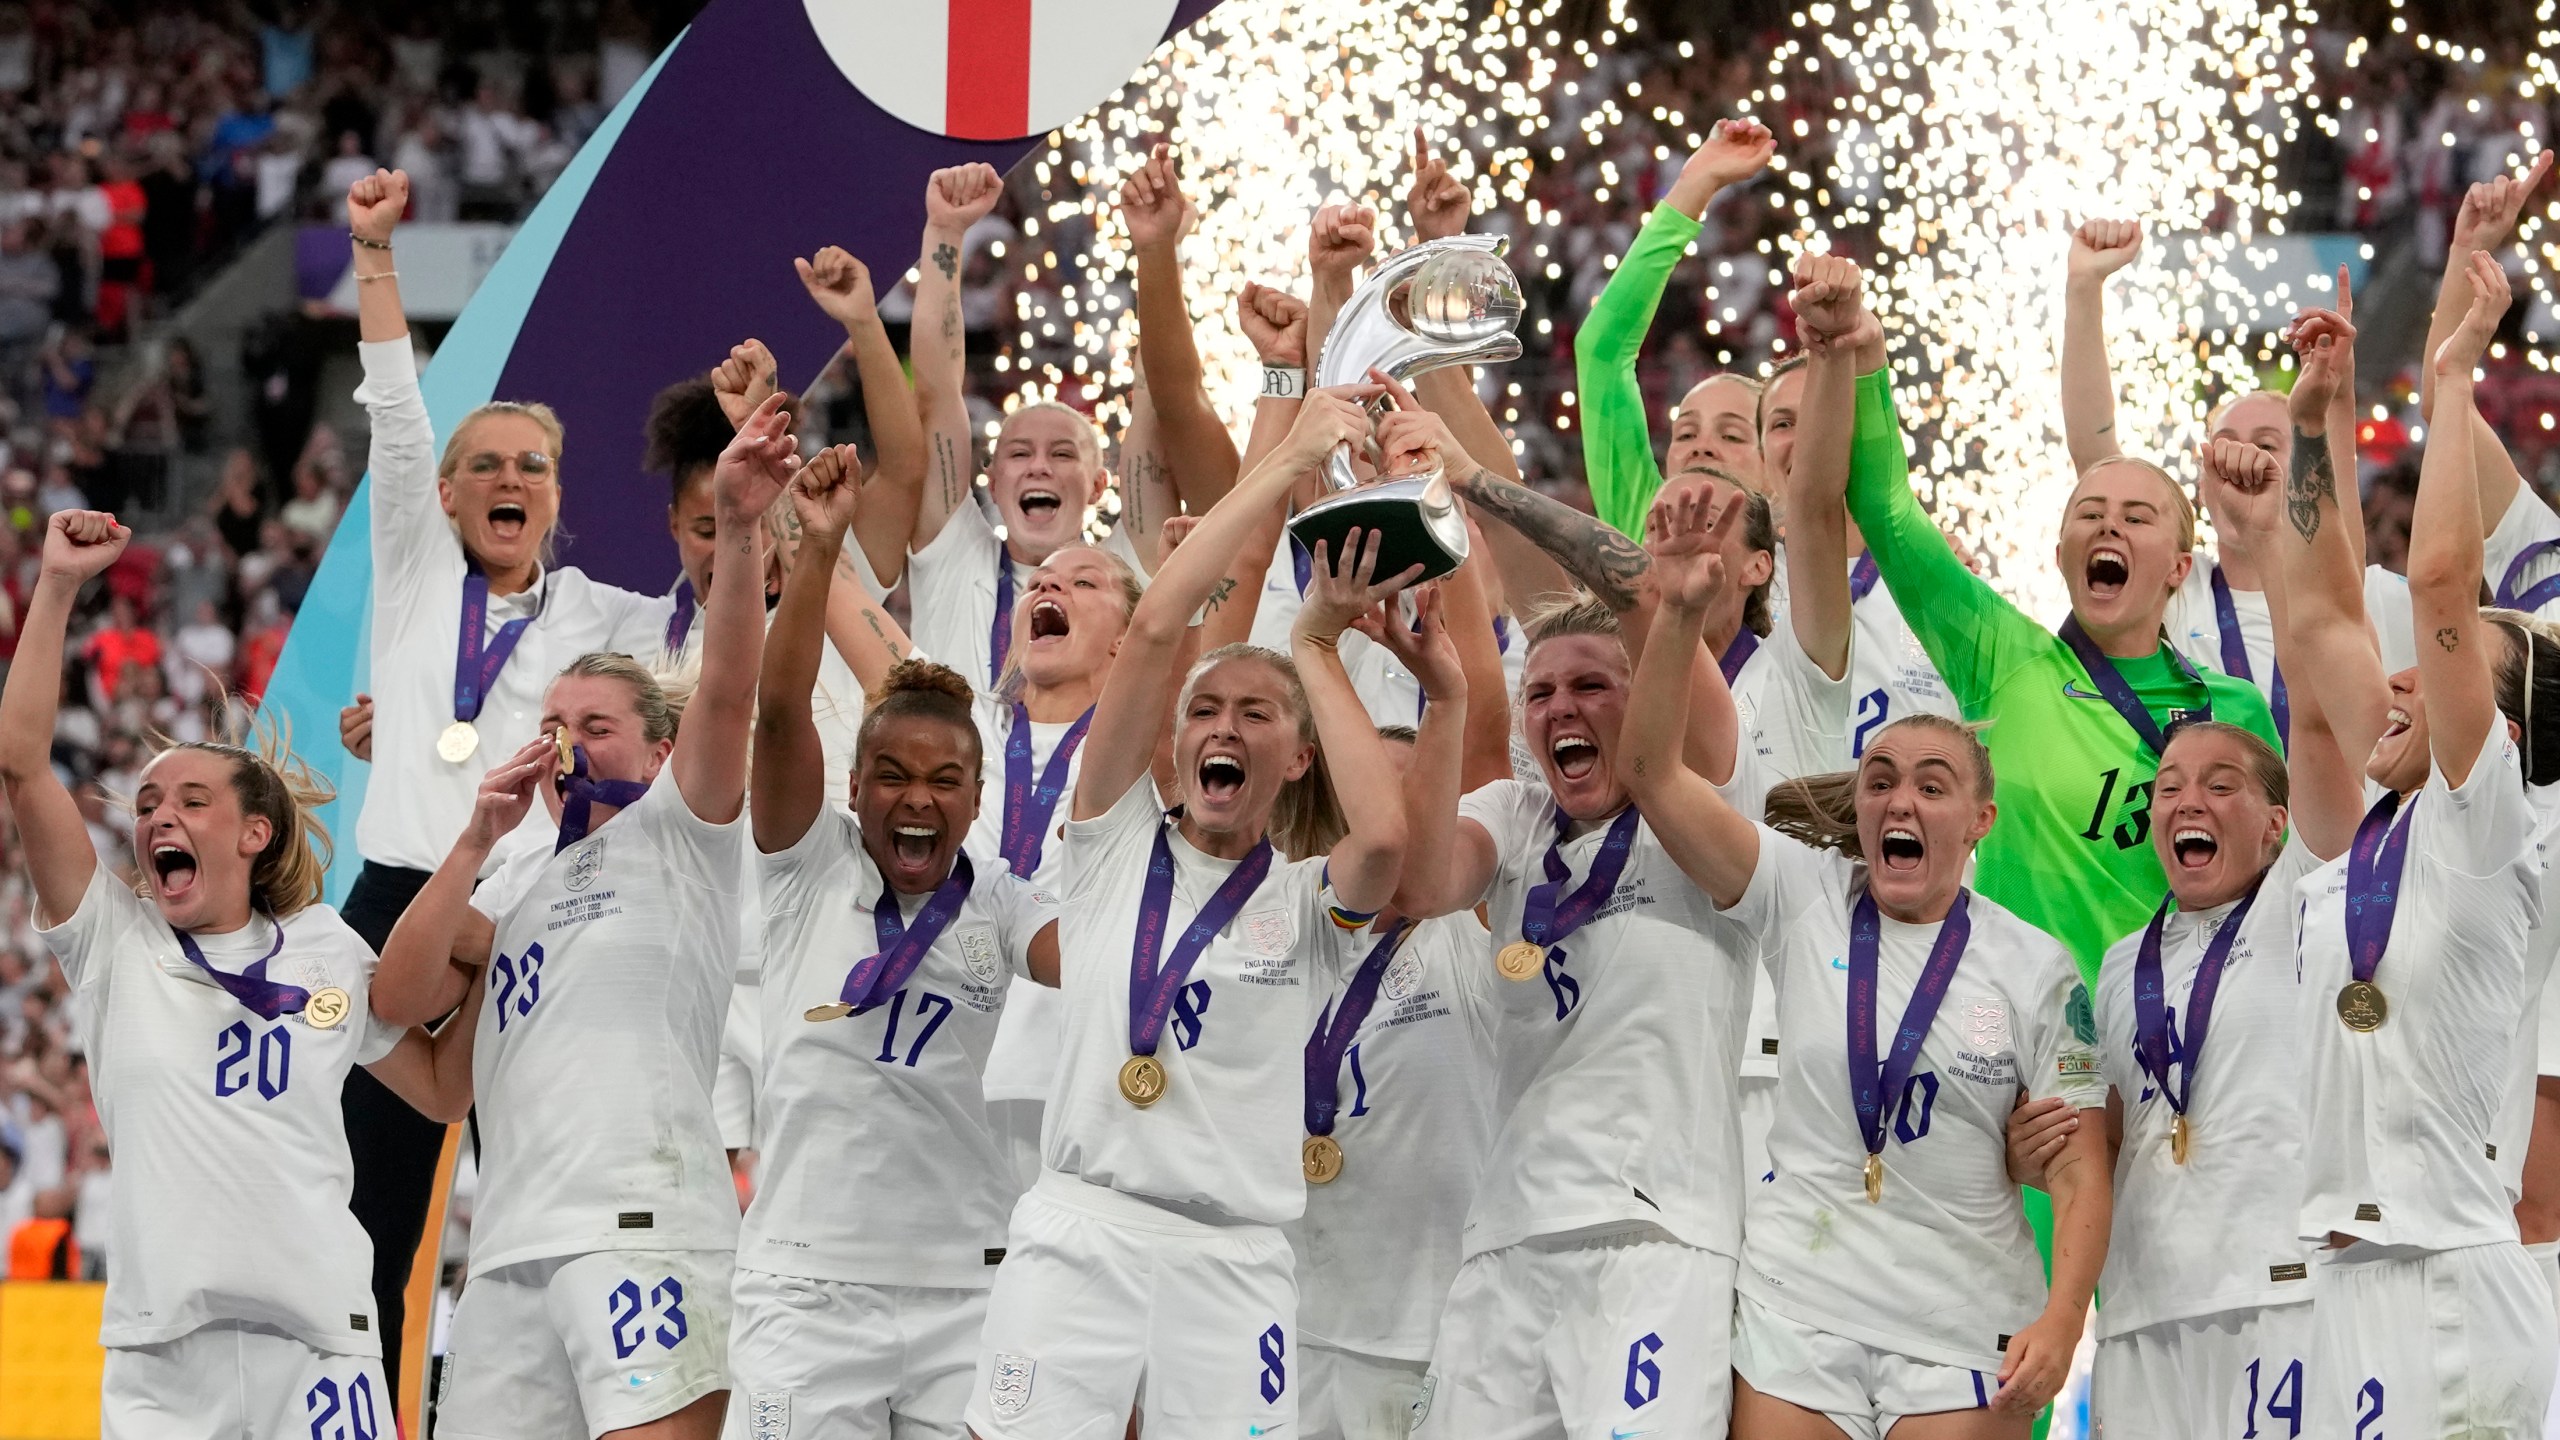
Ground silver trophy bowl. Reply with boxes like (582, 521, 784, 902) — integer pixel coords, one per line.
(1287, 234, 1525, 584)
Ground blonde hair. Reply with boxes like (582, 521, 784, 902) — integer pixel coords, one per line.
(131, 710, 336, 919)
(1762, 714, 1994, 861)
(440, 400, 570, 568)
(2205, 389, 2289, 435)
(554, 652, 681, 744)
(1520, 592, 1624, 655)
(1179, 643, 1345, 861)
(992, 544, 1145, 702)
(2072, 453, 2198, 552)
(996, 399, 1105, 470)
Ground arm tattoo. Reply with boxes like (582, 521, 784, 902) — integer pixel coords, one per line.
(941, 295, 960, 343)
(1451, 465, 1650, 610)
(864, 609, 907, 658)
(2287, 427, 2335, 542)
(1204, 576, 1237, 612)
(934, 432, 964, 512)
(932, 242, 958, 281)
(2437, 627, 2461, 652)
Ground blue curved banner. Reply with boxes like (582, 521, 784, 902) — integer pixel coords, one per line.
(273, 0, 1222, 898)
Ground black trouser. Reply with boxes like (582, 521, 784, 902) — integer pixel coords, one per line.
(338, 860, 451, 1398)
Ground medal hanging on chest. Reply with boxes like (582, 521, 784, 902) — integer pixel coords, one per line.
(1000, 703, 1092, 878)
(1845, 890, 1971, 1204)
(806, 854, 976, 1024)
(1503, 807, 1640, 983)
(174, 920, 337, 1026)
(443, 560, 535, 764)
(1121, 816, 1274, 1107)
(2338, 791, 2416, 1033)
(1301, 920, 1412, 1185)
(2132, 883, 2258, 1165)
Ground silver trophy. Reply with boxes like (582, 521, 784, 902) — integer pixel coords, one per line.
(1287, 233, 1525, 584)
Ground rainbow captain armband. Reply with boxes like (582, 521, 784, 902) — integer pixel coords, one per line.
(1319, 863, 1382, 931)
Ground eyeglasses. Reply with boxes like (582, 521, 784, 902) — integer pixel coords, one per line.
(461, 450, 556, 480)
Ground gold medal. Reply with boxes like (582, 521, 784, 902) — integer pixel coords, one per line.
(803, 1002, 854, 1022)
(1302, 1134, 1345, 1185)
(2336, 980, 2389, 1033)
(302, 987, 350, 1030)
(1119, 1054, 1167, 1108)
(554, 728, 576, 775)
(1496, 941, 1545, 982)
(1863, 1153, 1884, 1204)
(2170, 1112, 2191, 1165)
(436, 721, 480, 764)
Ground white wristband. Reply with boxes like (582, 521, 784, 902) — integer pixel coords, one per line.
(1260, 366, 1306, 400)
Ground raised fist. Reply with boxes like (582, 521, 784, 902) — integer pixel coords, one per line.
(1239, 282, 1309, 368)
(2068, 219, 2141, 281)
(795, 246, 878, 332)
(347, 168, 409, 245)
(40, 509, 130, 582)
(710, 339, 780, 430)
(1310, 203, 1378, 288)
(926, 164, 1005, 232)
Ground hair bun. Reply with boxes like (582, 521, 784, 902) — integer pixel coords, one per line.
(875, 658, 977, 709)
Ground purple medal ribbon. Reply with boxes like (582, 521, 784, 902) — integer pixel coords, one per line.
(2057, 616, 2210, 757)
(1849, 551, 1881, 604)
(663, 576, 697, 654)
(989, 547, 1017, 686)
(2131, 881, 2260, 1122)
(1291, 535, 1313, 597)
(1001, 704, 1092, 876)
(1303, 918, 1413, 1137)
(2208, 565, 2288, 750)
(173, 921, 307, 1020)
(1847, 888, 1972, 1164)
(1718, 627, 1761, 686)
(2343, 790, 2418, 986)
(1128, 815, 1275, 1058)
(554, 743, 651, 852)
(837, 852, 977, 1013)
(2497, 539, 2560, 615)
(1521, 806, 1643, 963)
(454, 560, 535, 726)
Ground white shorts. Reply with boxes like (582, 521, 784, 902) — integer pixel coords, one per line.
(724, 1269, 983, 1440)
(967, 1171, 1298, 1440)
(102, 1322, 387, 1440)
(2306, 1240, 2556, 1439)
(439, 1248, 734, 1439)
(1302, 1341, 1429, 1440)
(1730, 1290, 1988, 1440)
(2090, 1303, 2312, 1440)
(1411, 1225, 1733, 1440)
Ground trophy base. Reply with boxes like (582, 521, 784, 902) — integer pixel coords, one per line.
(1286, 477, 1470, 585)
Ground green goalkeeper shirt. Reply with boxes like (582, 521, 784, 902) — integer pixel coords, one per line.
(1578, 202, 1702, 539)
(1843, 369, 2281, 980)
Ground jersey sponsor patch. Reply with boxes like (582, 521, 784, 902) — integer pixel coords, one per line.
(2270, 1263, 2308, 1282)
(2056, 1051, 2099, 1080)
(2066, 983, 2097, 1044)
(747, 1391, 790, 1439)
(990, 1354, 1036, 1419)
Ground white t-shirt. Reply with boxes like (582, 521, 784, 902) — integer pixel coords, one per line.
(1729, 617, 1851, 784)
(1728, 830, 2104, 1372)
(465, 770, 744, 1270)
(1454, 780, 1755, 1259)
(2094, 838, 2324, 1338)
(355, 338, 670, 872)
(2484, 484, 2560, 621)
(2296, 729, 2546, 1252)
(975, 695, 1085, 1105)
(662, 595, 865, 807)
(744, 814, 1056, 1289)
(37, 871, 402, 1351)
(1042, 779, 1353, 1227)
(1290, 913, 1499, 1363)
(1848, 563, 1962, 758)
(2165, 553, 2417, 709)
(905, 493, 1039, 693)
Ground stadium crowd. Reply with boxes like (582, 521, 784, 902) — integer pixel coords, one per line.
(6, 2, 2560, 1438)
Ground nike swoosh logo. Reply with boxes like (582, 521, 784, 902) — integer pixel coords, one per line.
(2062, 682, 2108, 700)
(1249, 1426, 1290, 1437)
(621, 1368, 669, 1390)
(1831, 955, 1848, 970)
(1613, 1430, 1648, 1440)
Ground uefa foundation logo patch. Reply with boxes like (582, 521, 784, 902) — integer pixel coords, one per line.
(990, 1353, 1037, 1418)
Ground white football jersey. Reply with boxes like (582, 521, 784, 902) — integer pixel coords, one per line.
(2296, 729, 2546, 1252)
(1042, 779, 1354, 1226)
(904, 494, 1038, 694)
(974, 696, 1084, 1107)
(1290, 913, 1500, 1363)
(1846, 565, 1962, 758)
(2167, 553, 2417, 708)
(1728, 828, 2105, 1372)
(38, 870, 403, 1352)
(466, 770, 743, 1270)
(1454, 780, 1756, 1260)
(2094, 837, 2324, 1338)
(1729, 617, 1851, 784)
(745, 814, 1057, 1289)
(2485, 483, 2560, 621)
